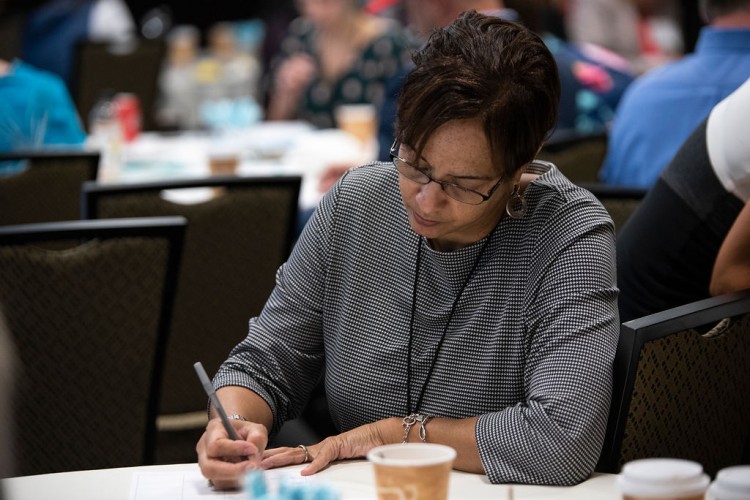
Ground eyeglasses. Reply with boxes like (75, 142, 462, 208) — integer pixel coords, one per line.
(390, 140, 504, 205)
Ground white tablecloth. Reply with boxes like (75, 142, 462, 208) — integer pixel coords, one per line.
(2, 461, 620, 500)
(100, 122, 375, 211)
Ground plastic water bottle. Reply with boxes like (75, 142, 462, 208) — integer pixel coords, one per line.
(87, 91, 123, 181)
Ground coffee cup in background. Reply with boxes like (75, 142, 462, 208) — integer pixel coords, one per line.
(707, 465, 750, 500)
(334, 104, 377, 148)
(208, 151, 239, 176)
(617, 458, 710, 500)
(207, 139, 241, 176)
(367, 443, 456, 500)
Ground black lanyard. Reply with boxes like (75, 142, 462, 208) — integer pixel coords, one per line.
(405, 234, 492, 414)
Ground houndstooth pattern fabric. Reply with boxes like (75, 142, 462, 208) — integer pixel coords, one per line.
(215, 161, 619, 485)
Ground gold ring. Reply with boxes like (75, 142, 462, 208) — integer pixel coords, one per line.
(297, 444, 309, 463)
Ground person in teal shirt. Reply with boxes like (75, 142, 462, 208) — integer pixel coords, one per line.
(0, 59, 86, 174)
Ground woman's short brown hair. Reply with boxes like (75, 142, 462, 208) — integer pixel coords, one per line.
(395, 11, 560, 178)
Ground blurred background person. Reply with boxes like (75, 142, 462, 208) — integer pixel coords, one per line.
(0, 58, 86, 174)
(154, 24, 202, 129)
(264, 0, 416, 130)
(20, 0, 136, 92)
(565, 0, 686, 74)
(599, 0, 750, 188)
(617, 76, 750, 323)
(377, 0, 635, 161)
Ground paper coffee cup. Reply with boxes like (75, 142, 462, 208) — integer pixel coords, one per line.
(367, 443, 456, 500)
(334, 104, 377, 146)
(707, 465, 750, 500)
(207, 139, 241, 176)
(208, 152, 239, 176)
(617, 458, 710, 499)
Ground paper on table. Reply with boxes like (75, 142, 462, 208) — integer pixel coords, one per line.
(129, 466, 312, 500)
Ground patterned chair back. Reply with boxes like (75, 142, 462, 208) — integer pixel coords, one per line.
(82, 176, 301, 462)
(0, 217, 186, 475)
(73, 40, 165, 131)
(0, 151, 99, 227)
(599, 289, 750, 476)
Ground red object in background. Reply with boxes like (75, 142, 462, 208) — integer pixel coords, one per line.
(365, 0, 400, 15)
(114, 93, 142, 142)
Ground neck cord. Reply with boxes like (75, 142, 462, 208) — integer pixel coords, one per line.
(405, 234, 493, 415)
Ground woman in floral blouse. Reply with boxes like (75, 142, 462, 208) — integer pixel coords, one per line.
(265, 0, 416, 129)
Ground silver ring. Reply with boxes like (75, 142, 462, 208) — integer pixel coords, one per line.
(297, 444, 309, 463)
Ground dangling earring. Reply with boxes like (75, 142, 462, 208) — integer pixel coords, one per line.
(505, 184, 527, 219)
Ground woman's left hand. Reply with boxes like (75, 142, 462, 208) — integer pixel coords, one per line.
(260, 417, 399, 475)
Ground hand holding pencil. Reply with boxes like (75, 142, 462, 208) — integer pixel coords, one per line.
(194, 362, 269, 489)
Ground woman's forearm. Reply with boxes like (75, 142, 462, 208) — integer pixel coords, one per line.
(377, 415, 483, 473)
(213, 386, 274, 432)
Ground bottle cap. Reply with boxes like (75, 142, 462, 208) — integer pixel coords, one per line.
(618, 458, 710, 498)
(707, 465, 750, 500)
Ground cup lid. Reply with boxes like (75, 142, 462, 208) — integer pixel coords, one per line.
(618, 458, 710, 498)
(367, 443, 456, 467)
(708, 465, 750, 499)
(334, 103, 376, 118)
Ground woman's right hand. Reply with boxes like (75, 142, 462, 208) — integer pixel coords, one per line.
(196, 417, 269, 490)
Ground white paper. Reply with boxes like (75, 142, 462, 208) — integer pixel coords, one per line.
(128, 466, 312, 500)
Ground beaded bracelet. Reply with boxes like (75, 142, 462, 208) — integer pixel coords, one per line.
(402, 413, 431, 443)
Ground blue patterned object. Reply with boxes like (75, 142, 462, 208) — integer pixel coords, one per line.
(245, 470, 269, 499)
(245, 470, 341, 500)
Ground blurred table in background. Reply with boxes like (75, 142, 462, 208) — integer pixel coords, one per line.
(102, 121, 375, 211)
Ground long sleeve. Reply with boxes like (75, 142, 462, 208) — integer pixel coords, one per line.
(476, 193, 618, 484)
(213, 172, 342, 434)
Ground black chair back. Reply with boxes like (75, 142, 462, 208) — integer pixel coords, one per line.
(82, 175, 301, 462)
(73, 40, 166, 131)
(0, 217, 186, 475)
(599, 289, 750, 476)
(578, 182, 647, 234)
(538, 131, 608, 184)
(0, 150, 99, 227)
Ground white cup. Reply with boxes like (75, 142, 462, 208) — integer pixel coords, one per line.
(707, 465, 750, 500)
(618, 458, 710, 499)
(367, 443, 456, 500)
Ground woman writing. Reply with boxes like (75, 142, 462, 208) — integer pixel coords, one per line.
(198, 11, 619, 487)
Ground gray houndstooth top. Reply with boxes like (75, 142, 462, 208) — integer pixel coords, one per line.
(215, 160, 619, 485)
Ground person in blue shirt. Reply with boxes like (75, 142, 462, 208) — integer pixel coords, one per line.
(20, 0, 135, 91)
(616, 76, 750, 322)
(599, 0, 750, 188)
(0, 59, 86, 173)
